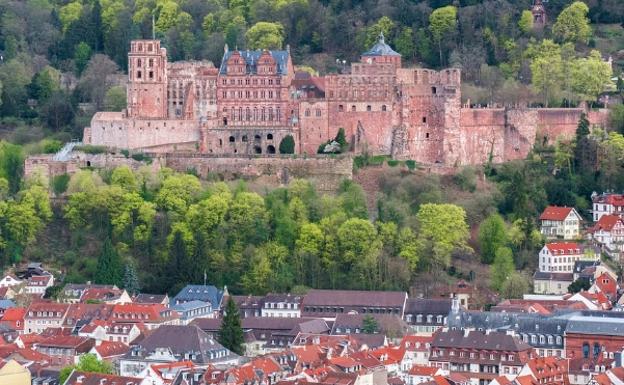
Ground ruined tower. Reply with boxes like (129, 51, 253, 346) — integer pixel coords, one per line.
(126, 40, 168, 119)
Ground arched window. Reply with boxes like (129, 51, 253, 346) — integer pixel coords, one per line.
(366, 105, 372, 111)
(556, 336, 562, 345)
(267, 133, 273, 140)
(583, 343, 590, 358)
(381, 105, 387, 111)
(242, 135, 248, 142)
(539, 335, 545, 344)
(246, 108, 251, 121)
(267, 145, 276, 154)
(305, 109, 311, 117)
(351, 105, 356, 112)
(594, 343, 600, 358)
(229, 136, 235, 143)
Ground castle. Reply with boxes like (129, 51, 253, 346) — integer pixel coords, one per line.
(83, 35, 607, 166)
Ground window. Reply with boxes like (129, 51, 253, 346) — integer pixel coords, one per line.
(137, 71, 142, 79)
(305, 109, 311, 117)
(381, 105, 387, 111)
(351, 105, 356, 112)
(582, 343, 589, 358)
(229, 136, 235, 143)
(422, 116, 427, 123)
(425, 133, 430, 139)
(431, 86, 437, 94)
(338, 105, 344, 112)
(366, 105, 372, 111)
(267, 134, 273, 140)
(316, 109, 321, 117)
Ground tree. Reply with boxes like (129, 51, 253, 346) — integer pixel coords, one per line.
(415, 203, 470, 271)
(362, 315, 378, 334)
(518, 10, 534, 33)
(77, 54, 119, 109)
(610, 105, 624, 134)
(553, 1, 591, 44)
(365, 16, 395, 48)
(74, 42, 92, 74)
(279, 135, 295, 154)
(568, 278, 590, 293)
(104, 86, 127, 111)
(490, 247, 514, 291)
(94, 238, 124, 287)
(123, 263, 140, 295)
(531, 52, 563, 107)
(59, 353, 113, 384)
(246, 22, 284, 49)
(478, 213, 508, 264)
(570, 50, 612, 103)
(500, 272, 529, 299)
(394, 27, 415, 59)
(429, 6, 457, 65)
(218, 297, 244, 355)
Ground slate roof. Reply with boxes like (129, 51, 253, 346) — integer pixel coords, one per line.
(133, 293, 168, 304)
(431, 330, 531, 352)
(566, 315, 624, 336)
(126, 324, 236, 364)
(219, 50, 290, 75)
(302, 289, 407, 308)
(0, 300, 15, 309)
(171, 300, 212, 312)
(172, 285, 224, 309)
(532, 271, 574, 281)
(362, 33, 401, 57)
(404, 298, 451, 314)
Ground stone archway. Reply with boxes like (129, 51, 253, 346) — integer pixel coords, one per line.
(267, 145, 276, 154)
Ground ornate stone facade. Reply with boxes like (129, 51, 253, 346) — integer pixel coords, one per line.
(83, 35, 608, 166)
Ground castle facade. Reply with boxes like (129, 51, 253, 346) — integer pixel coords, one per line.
(84, 35, 607, 166)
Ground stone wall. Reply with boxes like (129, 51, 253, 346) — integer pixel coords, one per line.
(160, 155, 352, 193)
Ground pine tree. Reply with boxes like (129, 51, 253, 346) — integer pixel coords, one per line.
(218, 297, 244, 355)
(123, 263, 140, 295)
(574, 113, 594, 173)
(94, 238, 124, 286)
(335, 128, 348, 152)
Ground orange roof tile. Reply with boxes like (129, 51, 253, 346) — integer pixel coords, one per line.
(540, 206, 574, 221)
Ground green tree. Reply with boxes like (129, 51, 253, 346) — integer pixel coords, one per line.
(246, 22, 284, 49)
(155, 174, 201, 215)
(501, 272, 529, 299)
(123, 262, 140, 295)
(531, 52, 563, 107)
(111, 166, 138, 191)
(279, 135, 295, 154)
(394, 27, 415, 59)
(416, 203, 470, 271)
(553, 1, 592, 44)
(104, 86, 127, 111)
(74, 42, 92, 75)
(570, 50, 613, 103)
(362, 315, 379, 334)
(365, 16, 395, 48)
(568, 278, 590, 293)
(478, 213, 508, 264)
(338, 180, 368, 219)
(94, 238, 124, 286)
(59, 354, 113, 384)
(490, 247, 514, 291)
(29, 68, 59, 102)
(218, 297, 244, 355)
(0, 142, 24, 194)
(429, 6, 457, 65)
(518, 10, 534, 33)
(610, 105, 624, 134)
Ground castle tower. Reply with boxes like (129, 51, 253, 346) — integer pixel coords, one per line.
(361, 32, 402, 68)
(531, 0, 547, 29)
(126, 40, 168, 119)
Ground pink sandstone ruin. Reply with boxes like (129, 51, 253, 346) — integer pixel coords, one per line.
(83, 35, 608, 167)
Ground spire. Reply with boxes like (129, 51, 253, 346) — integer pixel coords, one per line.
(378, 32, 385, 44)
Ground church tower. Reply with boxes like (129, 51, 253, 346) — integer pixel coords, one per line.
(126, 40, 168, 119)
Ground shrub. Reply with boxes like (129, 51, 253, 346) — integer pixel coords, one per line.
(405, 160, 417, 170)
(51, 173, 70, 195)
(75, 145, 107, 154)
(279, 135, 295, 154)
(131, 153, 151, 163)
(120, 149, 130, 158)
(387, 159, 400, 167)
(42, 139, 63, 154)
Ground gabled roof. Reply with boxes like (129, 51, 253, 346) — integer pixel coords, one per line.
(302, 289, 407, 308)
(93, 341, 130, 358)
(431, 330, 532, 352)
(172, 285, 224, 309)
(362, 33, 401, 57)
(591, 214, 623, 232)
(133, 293, 168, 304)
(219, 49, 290, 75)
(539, 206, 576, 221)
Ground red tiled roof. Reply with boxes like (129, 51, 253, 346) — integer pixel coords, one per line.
(37, 335, 91, 349)
(25, 302, 69, 317)
(545, 242, 582, 255)
(400, 335, 432, 351)
(1, 307, 26, 322)
(370, 346, 405, 364)
(408, 365, 438, 376)
(110, 303, 168, 322)
(592, 214, 624, 232)
(525, 356, 569, 383)
(64, 371, 142, 385)
(593, 272, 618, 299)
(93, 341, 129, 358)
(0, 344, 51, 363)
(540, 206, 574, 221)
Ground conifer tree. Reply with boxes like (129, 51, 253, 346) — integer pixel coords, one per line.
(362, 315, 379, 334)
(218, 297, 244, 355)
(123, 263, 140, 295)
(94, 238, 124, 286)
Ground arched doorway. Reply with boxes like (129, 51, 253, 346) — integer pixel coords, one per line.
(267, 145, 276, 154)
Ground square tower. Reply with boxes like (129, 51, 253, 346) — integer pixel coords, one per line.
(127, 40, 168, 119)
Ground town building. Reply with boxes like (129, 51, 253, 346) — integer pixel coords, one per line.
(118, 325, 238, 377)
(172, 284, 225, 313)
(81, 36, 608, 168)
(170, 300, 214, 324)
(591, 192, 624, 222)
(0, 360, 30, 385)
(533, 272, 574, 295)
(539, 206, 582, 240)
(63, 370, 144, 385)
(538, 243, 596, 274)
(261, 293, 302, 318)
(429, 330, 534, 384)
(588, 214, 624, 258)
(24, 302, 69, 334)
(403, 298, 451, 334)
(34, 335, 94, 366)
(300, 289, 407, 320)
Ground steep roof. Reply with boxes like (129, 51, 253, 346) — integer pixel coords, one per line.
(219, 49, 290, 75)
(93, 341, 130, 358)
(539, 206, 575, 221)
(64, 371, 142, 385)
(172, 285, 224, 308)
(362, 33, 401, 57)
(566, 315, 624, 336)
(431, 330, 532, 352)
(591, 214, 623, 232)
(404, 298, 451, 314)
(302, 289, 406, 308)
